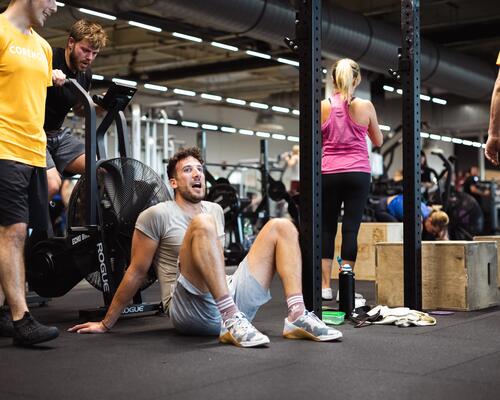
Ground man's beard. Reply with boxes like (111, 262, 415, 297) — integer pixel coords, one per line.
(178, 187, 204, 203)
(69, 48, 84, 72)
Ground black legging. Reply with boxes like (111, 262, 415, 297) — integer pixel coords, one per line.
(322, 172, 371, 260)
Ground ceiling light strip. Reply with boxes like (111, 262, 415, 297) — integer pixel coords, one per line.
(172, 32, 202, 43)
(144, 83, 168, 92)
(210, 42, 239, 52)
(422, 133, 484, 148)
(149, 118, 300, 143)
(173, 88, 196, 96)
(201, 93, 222, 101)
(271, 106, 290, 113)
(245, 50, 271, 60)
(226, 98, 246, 105)
(112, 78, 137, 86)
(78, 8, 116, 20)
(129, 21, 162, 32)
(277, 58, 299, 67)
(249, 102, 269, 110)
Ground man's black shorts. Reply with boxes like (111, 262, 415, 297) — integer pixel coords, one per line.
(0, 160, 49, 229)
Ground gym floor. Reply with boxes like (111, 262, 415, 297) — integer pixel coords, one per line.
(1, 279, 499, 400)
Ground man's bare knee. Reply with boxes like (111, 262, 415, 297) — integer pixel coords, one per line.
(190, 214, 218, 238)
(266, 218, 298, 240)
(48, 182, 61, 198)
(47, 169, 61, 198)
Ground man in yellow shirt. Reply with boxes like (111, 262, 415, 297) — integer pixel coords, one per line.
(485, 52, 500, 165)
(0, 0, 63, 346)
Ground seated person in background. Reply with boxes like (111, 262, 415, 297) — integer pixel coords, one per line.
(463, 166, 490, 204)
(373, 194, 449, 240)
(69, 147, 342, 347)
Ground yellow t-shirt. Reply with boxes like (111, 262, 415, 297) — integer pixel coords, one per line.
(497, 51, 500, 66)
(0, 13, 52, 167)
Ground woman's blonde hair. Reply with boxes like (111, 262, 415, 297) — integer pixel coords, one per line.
(331, 58, 361, 103)
(428, 206, 449, 231)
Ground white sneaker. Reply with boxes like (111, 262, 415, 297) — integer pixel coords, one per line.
(283, 310, 343, 341)
(355, 297, 366, 308)
(322, 288, 333, 301)
(219, 312, 270, 348)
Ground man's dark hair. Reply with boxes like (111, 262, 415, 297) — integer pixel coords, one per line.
(167, 147, 204, 179)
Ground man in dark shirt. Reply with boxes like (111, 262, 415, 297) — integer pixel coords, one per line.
(463, 166, 490, 204)
(45, 19, 107, 198)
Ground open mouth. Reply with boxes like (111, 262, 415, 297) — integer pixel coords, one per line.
(192, 182, 202, 189)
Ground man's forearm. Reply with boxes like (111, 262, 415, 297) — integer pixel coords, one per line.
(101, 268, 146, 329)
(488, 70, 500, 138)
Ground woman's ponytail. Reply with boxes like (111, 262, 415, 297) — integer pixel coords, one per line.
(332, 58, 361, 103)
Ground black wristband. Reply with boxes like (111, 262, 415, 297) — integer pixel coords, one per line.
(101, 320, 111, 332)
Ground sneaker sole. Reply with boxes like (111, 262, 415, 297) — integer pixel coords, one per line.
(13, 330, 59, 346)
(283, 328, 343, 342)
(219, 332, 270, 348)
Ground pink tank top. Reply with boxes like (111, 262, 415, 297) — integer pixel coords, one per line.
(321, 93, 371, 174)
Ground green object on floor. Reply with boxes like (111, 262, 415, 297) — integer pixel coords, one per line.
(322, 310, 345, 325)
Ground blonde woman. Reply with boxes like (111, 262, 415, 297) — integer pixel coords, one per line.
(321, 59, 383, 301)
(373, 194, 449, 240)
(423, 207, 449, 240)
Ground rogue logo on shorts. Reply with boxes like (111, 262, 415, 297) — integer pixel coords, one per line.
(9, 45, 44, 61)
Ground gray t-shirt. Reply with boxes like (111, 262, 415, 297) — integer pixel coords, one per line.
(135, 200, 225, 310)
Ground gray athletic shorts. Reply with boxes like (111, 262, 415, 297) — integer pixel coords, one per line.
(46, 128, 85, 173)
(169, 256, 272, 336)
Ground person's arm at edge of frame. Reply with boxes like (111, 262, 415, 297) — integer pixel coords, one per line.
(365, 100, 383, 148)
(67, 229, 159, 333)
(320, 99, 331, 125)
(485, 68, 500, 166)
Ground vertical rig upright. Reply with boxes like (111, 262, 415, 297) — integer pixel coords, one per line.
(259, 139, 270, 224)
(401, 0, 422, 310)
(296, 0, 322, 316)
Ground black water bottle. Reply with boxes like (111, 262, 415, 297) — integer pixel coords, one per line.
(339, 263, 355, 316)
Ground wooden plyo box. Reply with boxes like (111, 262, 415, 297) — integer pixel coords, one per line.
(331, 223, 403, 281)
(473, 236, 500, 287)
(375, 241, 499, 311)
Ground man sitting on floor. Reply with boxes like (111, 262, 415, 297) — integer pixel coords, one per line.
(69, 147, 342, 347)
